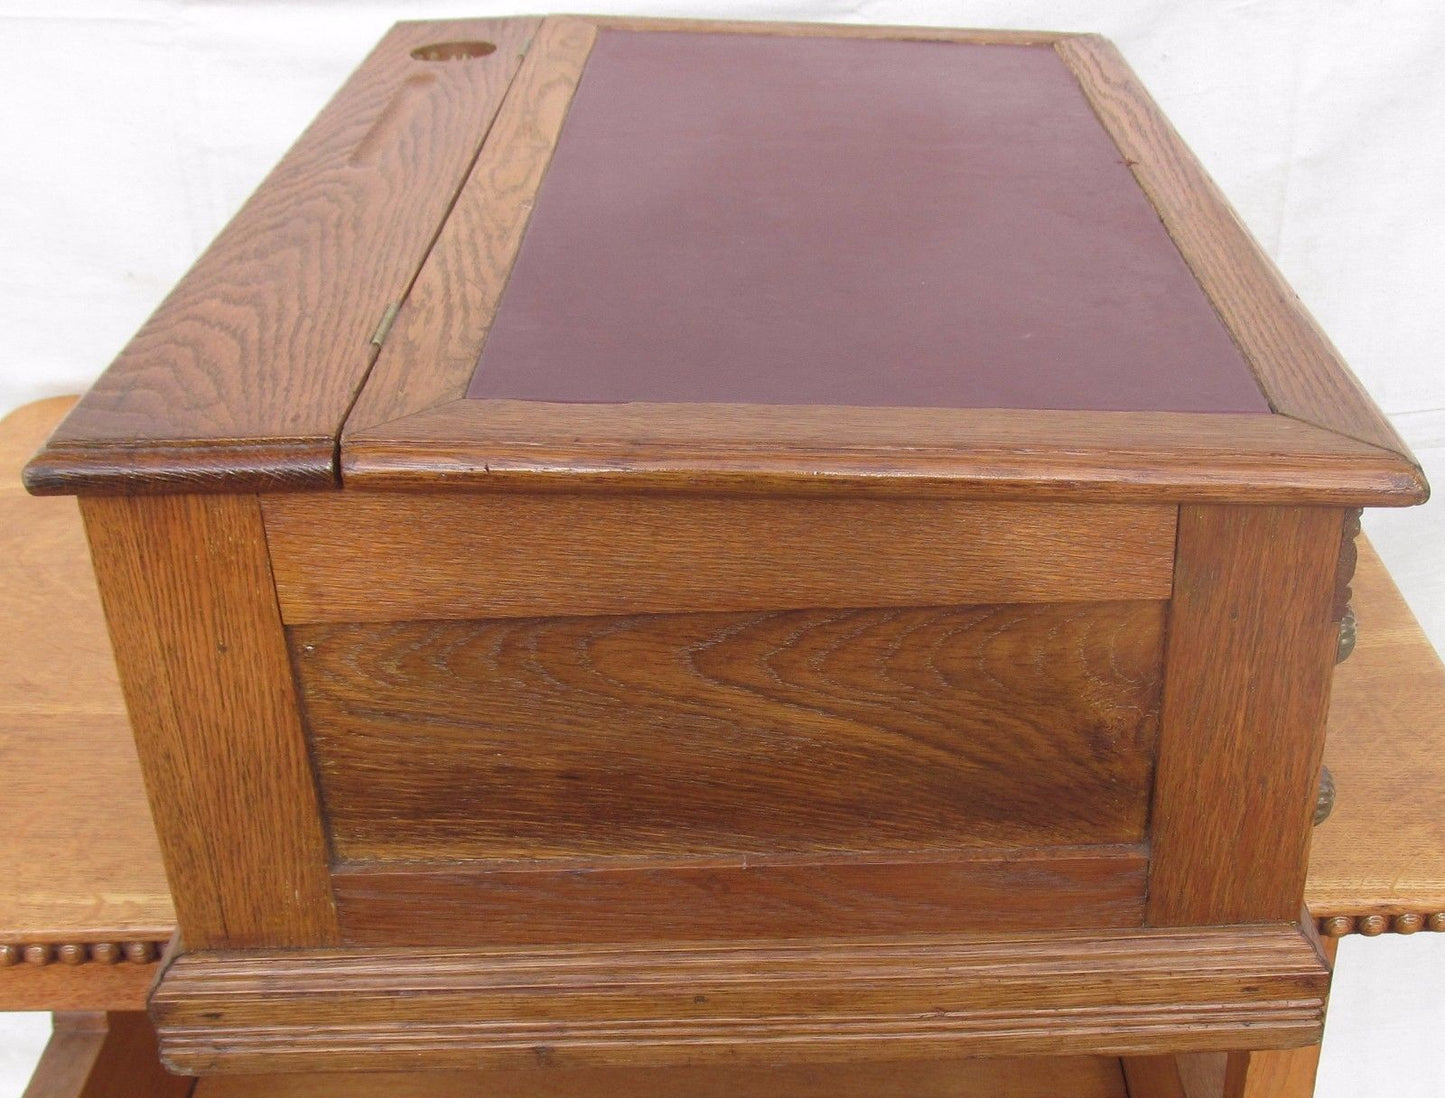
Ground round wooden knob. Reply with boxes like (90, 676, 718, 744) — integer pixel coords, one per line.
(1357, 914, 1389, 936)
(122, 940, 156, 964)
(1320, 915, 1354, 938)
(91, 942, 121, 965)
(56, 943, 86, 965)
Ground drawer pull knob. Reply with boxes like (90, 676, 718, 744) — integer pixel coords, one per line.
(1336, 604, 1357, 663)
(1313, 765, 1336, 826)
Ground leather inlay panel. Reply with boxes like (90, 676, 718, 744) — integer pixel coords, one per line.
(468, 30, 1268, 414)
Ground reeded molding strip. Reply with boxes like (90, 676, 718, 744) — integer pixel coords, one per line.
(153, 924, 1327, 1074)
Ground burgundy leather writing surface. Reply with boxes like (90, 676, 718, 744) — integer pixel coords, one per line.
(467, 30, 1269, 414)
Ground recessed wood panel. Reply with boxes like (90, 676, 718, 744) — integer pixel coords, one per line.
(263, 492, 1176, 624)
(295, 600, 1164, 861)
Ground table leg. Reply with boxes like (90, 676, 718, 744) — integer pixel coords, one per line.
(21, 1011, 193, 1098)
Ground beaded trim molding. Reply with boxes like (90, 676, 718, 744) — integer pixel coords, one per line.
(2, 923, 1436, 961)
(0, 940, 166, 966)
(1318, 913, 1445, 937)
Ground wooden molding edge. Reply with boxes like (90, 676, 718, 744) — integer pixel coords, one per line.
(1055, 35, 1425, 492)
(0, 938, 173, 1013)
(22, 437, 337, 497)
(0, 939, 165, 967)
(152, 924, 1327, 1073)
(342, 401, 1424, 505)
(1318, 911, 1445, 937)
(1275, 414, 1427, 506)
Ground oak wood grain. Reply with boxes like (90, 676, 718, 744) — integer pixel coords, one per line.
(0, 961, 159, 1013)
(0, 400, 173, 1009)
(80, 494, 337, 949)
(346, 16, 598, 434)
(297, 601, 1162, 860)
(1307, 540, 1445, 919)
(0, 707, 172, 950)
(264, 491, 1176, 624)
(1123, 1019, 1336, 1098)
(1056, 35, 1421, 471)
(1147, 506, 1344, 926)
(1121, 1056, 1188, 1098)
(150, 924, 1328, 1073)
(9, 394, 1445, 1074)
(194, 1055, 1128, 1098)
(332, 847, 1148, 945)
(344, 401, 1426, 505)
(1220, 943, 1337, 1098)
(21, 1012, 192, 1098)
(23, 18, 540, 496)
(338, 24, 1424, 509)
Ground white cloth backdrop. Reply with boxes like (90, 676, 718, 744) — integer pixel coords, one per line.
(1, 1, 1442, 1094)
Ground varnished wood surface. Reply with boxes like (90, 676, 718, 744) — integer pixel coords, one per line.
(3, 392, 1444, 1069)
(1121, 1056, 1192, 1098)
(195, 1055, 1128, 1098)
(343, 401, 1424, 505)
(1121, 967, 1337, 1098)
(338, 21, 1423, 508)
(1147, 506, 1343, 926)
(1308, 540, 1445, 921)
(151, 924, 1327, 1073)
(347, 16, 598, 436)
(23, 18, 540, 496)
(17, 19, 1420, 509)
(264, 491, 1176, 624)
(1056, 36, 1419, 471)
(20, 1012, 193, 1098)
(299, 601, 1161, 861)
(333, 848, 1148, 945)
(81, 494, 338, 949)
(0, 398, 172, 1010)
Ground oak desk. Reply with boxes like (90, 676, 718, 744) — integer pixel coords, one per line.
(6, 395, 1444, 1094)
(13, 13, 1434, 1090)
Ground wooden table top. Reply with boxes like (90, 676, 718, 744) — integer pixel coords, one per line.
(1308, 536, 1445, 934)
(0, 390, 1438, 1011)
(0, 397, 173, 1010)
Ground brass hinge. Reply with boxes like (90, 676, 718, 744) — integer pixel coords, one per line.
(369, 302, 401, 349)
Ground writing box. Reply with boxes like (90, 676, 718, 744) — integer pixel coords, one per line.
(24, 15, 1427, 1075)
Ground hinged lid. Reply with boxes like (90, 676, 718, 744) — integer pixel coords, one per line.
(25, 16, 1427, 506)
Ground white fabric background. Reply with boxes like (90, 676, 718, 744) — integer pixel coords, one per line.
(1, 1, 1441, 1094)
